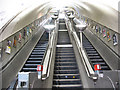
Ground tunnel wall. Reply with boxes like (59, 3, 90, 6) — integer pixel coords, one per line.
(1, 15, 47, 70)
(0, 3, 51, 42)
(80, 15, 119, 57)
(74, 1, 118, 33)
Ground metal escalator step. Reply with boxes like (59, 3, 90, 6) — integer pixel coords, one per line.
(35, 46, 46, 48)
(54, 66, 77, 70)
(92, 62, 106, 65)
(55, 62, 76, 64)
(24, 64, 40, 68)
(86, 51, 97, 53)
(33, 50, 45, 52)
(55, 62, 77, 66)
(56, 51, 74, 54)
(53, 80, 81, 85)
(54, 74, 79, 76)
(53, 84, 82, 88)
(54, 70, 79, 74)
(83, 44, 92, 46)
(56, 53, 74, 56)
(101, 66, 110, 70)
(57, 48, 73, 50)
(34, 48, 46, 50)
(53, 79, 81, 81)
(56, 60, 76, 62)
(26, 61, 41, 64)
(30, 55, 43, 57)
(56, 50, 74, 52)
(85, 49, 96, 51)
(29, 58, 43, 60)
(87, 53, 99, 56)
(54, 74, 80, 79)
(32, 52, 44, 54)
(84, 47, 94, 49)
(56, 56, 75, 59)
(56, 58, 76, 60)
(22, 68, 37, 71)
(89, 56, 101, 59)
(90, 59, 104, 62)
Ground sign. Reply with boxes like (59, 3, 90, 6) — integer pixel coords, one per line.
(94, 64, 101, 71)
(113, 34, 118, 46)
(37, 65, 43, 71)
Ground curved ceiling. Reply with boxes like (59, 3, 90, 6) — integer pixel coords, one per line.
(0, 0, 119, 42)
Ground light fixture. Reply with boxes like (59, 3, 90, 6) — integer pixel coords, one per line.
(75, 24, 87, 49)
(43, 25, 55, 40)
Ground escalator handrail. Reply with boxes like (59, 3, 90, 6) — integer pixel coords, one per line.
(66, 20, 96, 78)
(72, 31, 95, 75)
(42, 20, 58, 80)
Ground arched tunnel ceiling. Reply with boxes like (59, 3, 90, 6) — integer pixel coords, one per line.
(49, 0, 119, 32)
(0, 0, 120, 42)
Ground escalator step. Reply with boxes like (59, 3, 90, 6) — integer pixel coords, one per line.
(26, 61, 41, 64)
(56, 60, 76, 62)
(89, 56, 101, 59)
(54, 74, 80, 79)
(22, 68, 37, 71)
(29, 58, 43, 60)
(52, 84, 82, 88)
(83, 34, 111, 72)
(90, 59, 104, 62)
(55, 62, 77, 66)
(53, 80, 81, 85)
(54, 70, 79, 74)
(54, 66, 77, 70)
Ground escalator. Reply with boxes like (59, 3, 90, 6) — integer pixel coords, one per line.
(21, 32, 48, 72)
(82, 34, 111, 72)
(52, 19, 82, 89)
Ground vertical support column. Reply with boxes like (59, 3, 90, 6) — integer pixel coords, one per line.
(80, 31, 83, 49)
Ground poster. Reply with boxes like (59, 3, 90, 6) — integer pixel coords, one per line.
(107, 31, 111, 41)
(99, 27, 102, 34)
(103, 28, 106, 38)
(18, 32, 22, 43)
(13, 36, 17, 48)
(112, 34, 118, 46)
(27, 27, 29, 36)
(95, 25, 98, 33)
(5, 46, 11, 54)
(23, 29, 26, 39)
(29, 28, 32, 34)
(7, 40, 12, 46)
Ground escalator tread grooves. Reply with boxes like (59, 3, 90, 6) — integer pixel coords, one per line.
(21, 32, 48, 72)
(53, 22, 82, 89)
(82, 34, 111, 71)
